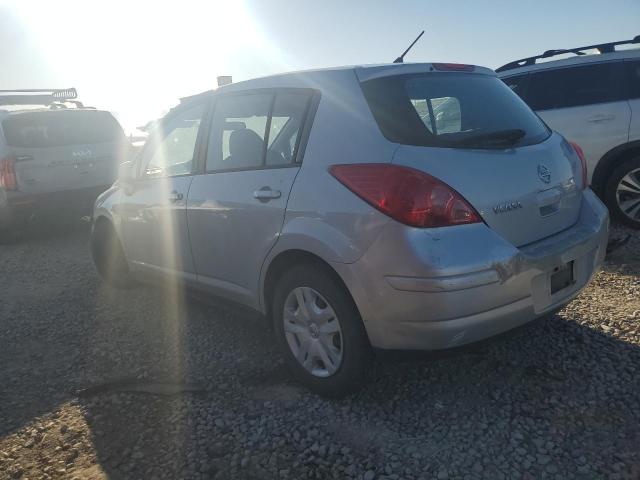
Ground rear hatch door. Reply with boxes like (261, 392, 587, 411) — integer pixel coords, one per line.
(2, 110, 126, 195)
(359, 67, 584, 246)
(393, 134, 582, 246)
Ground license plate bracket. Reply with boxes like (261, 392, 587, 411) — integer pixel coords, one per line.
(550, 260, 575, 295)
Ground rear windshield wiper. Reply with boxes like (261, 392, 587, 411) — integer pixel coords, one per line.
(454, 128, 526, 147)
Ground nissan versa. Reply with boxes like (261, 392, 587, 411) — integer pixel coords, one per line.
(91, 63, 609, 396)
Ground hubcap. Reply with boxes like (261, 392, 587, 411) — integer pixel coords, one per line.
(282, 287, 343, 378)
(616, 168, 640, 223)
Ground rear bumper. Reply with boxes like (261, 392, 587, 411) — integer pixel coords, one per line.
(0, 185, 109, 230)
(332, 189, 609, 350)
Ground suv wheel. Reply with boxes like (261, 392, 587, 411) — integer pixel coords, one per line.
(91, 220, 133, 288)
(272, 264, 371, 397)
(604, 156, 640, 229)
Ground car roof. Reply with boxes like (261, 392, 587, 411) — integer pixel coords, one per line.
(497, 37, 640, 77)
(213, 63, 496, 94)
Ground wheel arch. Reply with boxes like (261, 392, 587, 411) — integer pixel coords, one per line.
(93, 213, 113, 229)
(91, 211, 121, 238)
(260, 249, 359, 323)
(591, 141, 640, 195)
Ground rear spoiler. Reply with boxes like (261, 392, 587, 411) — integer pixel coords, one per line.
(0, 88, 81, 107)
(355, 64, 495, 83)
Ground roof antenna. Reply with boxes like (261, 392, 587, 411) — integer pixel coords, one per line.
(393, 30, 425, 63)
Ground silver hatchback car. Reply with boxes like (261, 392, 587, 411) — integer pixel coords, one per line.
(92, 63, 609, 396)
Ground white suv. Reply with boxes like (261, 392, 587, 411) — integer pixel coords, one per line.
(0, 88, 129, 240)
(498, 36, 640, 228)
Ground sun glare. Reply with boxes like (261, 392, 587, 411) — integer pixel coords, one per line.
(9, 0, 287, 132)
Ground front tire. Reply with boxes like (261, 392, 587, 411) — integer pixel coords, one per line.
(272, 263, 371, 397)
(91, 220, 133, 288)
(604, 156, 640, 229)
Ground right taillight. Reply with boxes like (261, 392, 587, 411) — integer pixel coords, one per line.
(569, 141, 587, 190)
(329, 163, 481, 228)
(0, 154, 17, 191)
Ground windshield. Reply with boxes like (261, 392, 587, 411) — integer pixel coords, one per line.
(361, 72, 550, 149)
(2, 110, 125, 148)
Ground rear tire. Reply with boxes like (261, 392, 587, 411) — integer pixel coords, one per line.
(272, 263, 371, 397)
(604, 156, 640, 229)
(91, 220, 134, 288)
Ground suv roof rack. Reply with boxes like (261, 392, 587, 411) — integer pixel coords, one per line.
(496, 35, 640, 73)
(0, 88, 83, 107)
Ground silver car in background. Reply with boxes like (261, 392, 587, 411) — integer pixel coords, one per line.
(91, 63, 609, 396)
(0, 88, 129, 240)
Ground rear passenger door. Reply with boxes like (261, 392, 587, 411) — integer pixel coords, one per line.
(187, 89, 314, 307)
(525, 62, 631, 184)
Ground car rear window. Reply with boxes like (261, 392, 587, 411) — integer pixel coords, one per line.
(2, 110, 125, 148)
(361, 72, 550, 149)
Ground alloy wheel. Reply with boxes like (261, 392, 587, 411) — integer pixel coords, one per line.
(616, 168, 640, 222)
(282, 286, 343, 378)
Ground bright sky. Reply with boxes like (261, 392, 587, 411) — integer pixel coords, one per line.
(1, 0, 639, 134)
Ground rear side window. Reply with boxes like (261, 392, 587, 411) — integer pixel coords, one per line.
(2, 110, 125, 147)
(361, 72, 550, 149)
(206, 91, 311, 171)
(526, 62, 626, 111)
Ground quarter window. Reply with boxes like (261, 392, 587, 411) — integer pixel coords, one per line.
(142, 103, 205, 177)
(267, 93, 310, 164)
(526, 63, 625, 111)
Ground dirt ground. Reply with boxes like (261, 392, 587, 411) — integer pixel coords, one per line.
(0, 222, 638, 480)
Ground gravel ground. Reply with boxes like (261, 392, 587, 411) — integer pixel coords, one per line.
(0, 222, 639, 480)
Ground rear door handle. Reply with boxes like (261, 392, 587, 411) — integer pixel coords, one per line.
(168, 190, 184, 202)
(253, 187, 281, 201)
(587, 114, 614, 123)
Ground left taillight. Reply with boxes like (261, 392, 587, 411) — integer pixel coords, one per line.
(0, 154, 17, 191)
(329, 163, 481, 228)
(569, 141, 588, 190)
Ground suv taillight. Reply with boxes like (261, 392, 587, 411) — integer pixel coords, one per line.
(329, 164, 481, 228)
(569, 141, 588, 190)
(0, 154, 17, 191)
